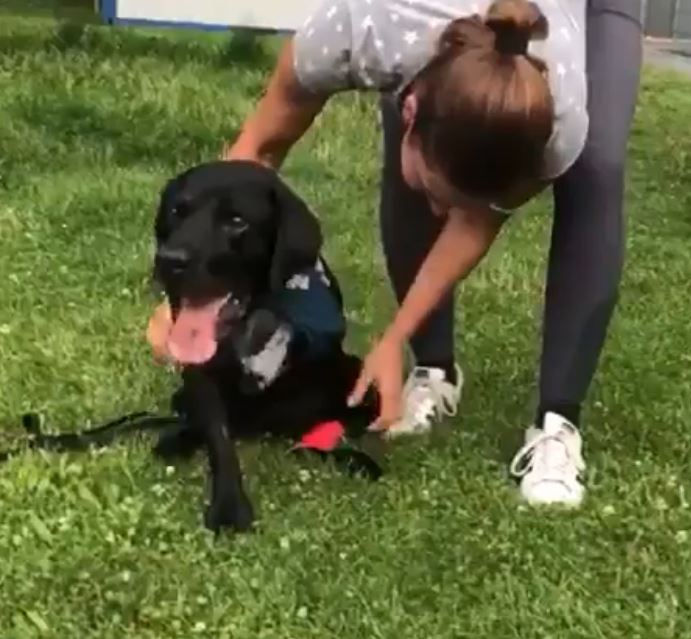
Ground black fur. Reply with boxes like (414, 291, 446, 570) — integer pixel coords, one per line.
(152, 160, 378, 534)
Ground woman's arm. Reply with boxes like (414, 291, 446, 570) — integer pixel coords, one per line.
(386, 206, 506, 343)
(222, 38, 330, 168)
(349, 206, 506, 423)
(147, 38, 336, 359)
(148, 38, 331, 361)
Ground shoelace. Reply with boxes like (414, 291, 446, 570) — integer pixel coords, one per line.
(404, 372, 459, 426)
(509, 429, 584, 479)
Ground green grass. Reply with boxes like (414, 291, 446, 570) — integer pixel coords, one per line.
(1, 11, 691, 639)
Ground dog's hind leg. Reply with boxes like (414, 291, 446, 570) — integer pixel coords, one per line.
(182, 368, 254, 534)
(153, 423, 204, 462)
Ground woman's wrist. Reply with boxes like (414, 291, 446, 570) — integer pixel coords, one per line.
(382, 319, 411, 346)
(221, 137, 279, 169)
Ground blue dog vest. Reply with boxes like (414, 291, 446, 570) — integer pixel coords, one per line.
(238, 259, 346, 391)
(270, 259, 345, 358)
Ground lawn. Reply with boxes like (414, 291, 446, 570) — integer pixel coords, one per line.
(1, 9, 691, 639)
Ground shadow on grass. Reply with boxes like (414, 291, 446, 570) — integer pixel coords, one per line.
(16, 97, 231, 161)
(0, 105, 241, 191)
(1, 17, 277, 72)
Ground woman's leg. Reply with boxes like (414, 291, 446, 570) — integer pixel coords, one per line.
(511, 0, 643, 506)
(378, 94, 457, 372)
(538, 0, 643, 427)
(378, 94, 462, 434)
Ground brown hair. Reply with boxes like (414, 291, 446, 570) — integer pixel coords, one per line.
(410, 0, 554, 203)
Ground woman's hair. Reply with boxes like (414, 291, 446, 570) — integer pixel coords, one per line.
(410, 0, 554, 202)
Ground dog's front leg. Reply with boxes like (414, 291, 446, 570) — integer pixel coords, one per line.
(182, 367, 254, 534)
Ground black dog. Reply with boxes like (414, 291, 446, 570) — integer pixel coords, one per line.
(152, 160, 378, 533)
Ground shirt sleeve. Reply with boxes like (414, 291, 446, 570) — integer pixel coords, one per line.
(293, 0, 356, 95)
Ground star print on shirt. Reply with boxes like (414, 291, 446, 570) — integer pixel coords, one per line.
(292, 0, 586, 184)
(404, 31, 419, 45)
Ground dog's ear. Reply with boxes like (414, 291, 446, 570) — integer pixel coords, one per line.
(269, 178, 322, 290)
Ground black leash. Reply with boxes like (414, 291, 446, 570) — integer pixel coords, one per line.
(0, 411, 383, 480)
(0, 411, 183, 464)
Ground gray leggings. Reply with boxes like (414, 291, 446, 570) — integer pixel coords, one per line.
(379, 0, 643, 426)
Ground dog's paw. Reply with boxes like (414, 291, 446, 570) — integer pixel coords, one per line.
(153, 424, 203, 462)
(204, 491, 255, 534)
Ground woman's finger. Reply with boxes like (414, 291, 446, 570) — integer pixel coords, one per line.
(347, 367, 372, 407)
(368, 387, 400, 431)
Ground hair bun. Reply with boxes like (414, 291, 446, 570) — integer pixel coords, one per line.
(485, 0, 548, 56)
(437, 14, 493, 56)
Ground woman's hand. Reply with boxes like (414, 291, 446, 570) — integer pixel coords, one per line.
(146, 301, 173, 363)
(348, 331, 406, 432)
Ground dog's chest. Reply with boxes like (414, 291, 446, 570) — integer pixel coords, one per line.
(239, 323, 293, 391)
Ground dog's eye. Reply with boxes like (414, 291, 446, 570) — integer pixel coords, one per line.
(224, 216, 249, 237)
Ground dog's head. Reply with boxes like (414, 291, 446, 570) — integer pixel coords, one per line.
(153, 160, 322, 366)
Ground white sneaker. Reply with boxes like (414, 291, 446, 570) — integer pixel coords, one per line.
(509, 412, 586, 507)
(385, 365, 463, 438)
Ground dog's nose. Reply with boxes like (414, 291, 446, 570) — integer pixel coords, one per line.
(156, 246, 190, 274)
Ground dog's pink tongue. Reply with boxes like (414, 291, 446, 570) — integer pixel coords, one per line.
(167, 297, 227, 365)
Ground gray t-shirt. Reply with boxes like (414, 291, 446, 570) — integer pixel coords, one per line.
(293, 0, 588, 181)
